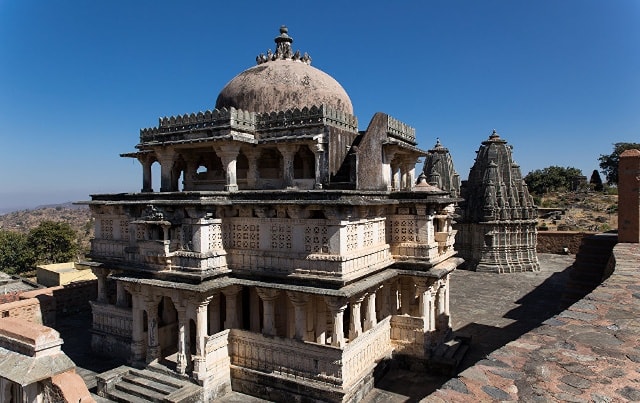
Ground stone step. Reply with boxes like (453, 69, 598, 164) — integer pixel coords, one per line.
(122, 373, 177, 395)
(130, 368, 188, 389)
(115, 379, 168, 402)
(105, 388, 152, 403)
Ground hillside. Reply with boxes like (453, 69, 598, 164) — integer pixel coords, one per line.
(0, 204, 93, 254)
(535, 191, 618, 232)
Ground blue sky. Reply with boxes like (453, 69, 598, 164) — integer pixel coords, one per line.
(1, 1, 638, 212)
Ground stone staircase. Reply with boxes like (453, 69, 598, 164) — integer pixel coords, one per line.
(560, 232, 618, 309)
(94, 365, 202, 402)
(429, 335, 471, 376)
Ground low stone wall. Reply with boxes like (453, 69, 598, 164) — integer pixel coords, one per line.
(0, 298, 44, 324)
(536, 231, 594, 254)
(427, 243, 640, 402)
(20, 280, 96, 318)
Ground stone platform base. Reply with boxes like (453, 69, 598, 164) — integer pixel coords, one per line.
(230, 359, 391, 403)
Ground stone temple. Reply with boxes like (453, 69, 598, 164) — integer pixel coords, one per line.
(455, 130, 540, 272)
(85, 26, 463, 402)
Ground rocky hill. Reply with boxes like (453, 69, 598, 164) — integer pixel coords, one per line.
(0, 204, 93, 254)
(535, 191, 618, 232)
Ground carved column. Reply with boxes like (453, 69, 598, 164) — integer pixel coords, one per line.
(129, 292, 145, 363)
(363, 290, 378, 331)
(315, 295, 327, 344)
(192, 297, 211, 383)
(256, 288, 280, 336)
(349, 294, 365, 340)
(415, 278, 435, 332)
(138, 154, 154, 192)
(313, 143, 325, 189)
(214, 144, 241, 192)
(156, 149, 177, 192)
(436, 281, 447, 330)
(93, 267, 110, 304)
(390, 162, 400, 191)
(325, 296, 348, 347)
(222, 285, 242, 329)
(243, 149, 260, 189)
(277, 144, 299, 188)
(182, 155, 200, 191)
(144, 296, 161, 364)
(287, 291, 310, 341)
(175, 303, 188, 375)
(399, 277, 415, 315)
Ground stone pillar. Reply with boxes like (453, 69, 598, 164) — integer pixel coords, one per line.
(222, 285, 242, 329)
(138, 154, 154, 192)
(208, 292, 221, 335)
(256, 288, 280, 336)
(214, 144, 241, 192)
(192, 298, 210, 383)
(363, 290, 378, 331)
(390, 162, 400, 191)
(156, 149, 177, 192)
(145, 297, 161, 364)
(130, 293, 145, 363)
(287, 291, 310, 341)
(416, 279, 435, 332)
(182, 156, 199, 191)
(325, 296, 348, 347)
(618, 149, 640, 243)
(349, 294, 365, 340)
(315, 295, 327, 344)
(313, 143, 325, 189)
(436, 282, 447, 330)
(278, 144, 299, 188)
(175, 304, 188, 375)
(0, 378, 11, 403)
(399, 278, 414, 315)
(93, 267, 110, 303)
(244, 149, 260, 189)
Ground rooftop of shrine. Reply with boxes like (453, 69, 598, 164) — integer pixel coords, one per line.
(114, 26, 436, 196)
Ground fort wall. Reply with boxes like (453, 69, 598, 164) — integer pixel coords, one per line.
(536, 231, 594, 254)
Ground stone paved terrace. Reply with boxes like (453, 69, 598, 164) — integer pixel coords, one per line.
(425, 243, 640, 402)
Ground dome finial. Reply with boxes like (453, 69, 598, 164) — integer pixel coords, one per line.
(256, 26, 312, 65)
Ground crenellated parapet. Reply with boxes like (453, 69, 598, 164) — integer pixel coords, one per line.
(255, 105, 358, 135)
(386, 116, 417, 146)
(139, 107, 257, 143)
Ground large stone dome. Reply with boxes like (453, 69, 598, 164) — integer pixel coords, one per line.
(215, 26, 354, 115)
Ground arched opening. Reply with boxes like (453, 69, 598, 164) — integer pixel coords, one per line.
(237, 152, 249, 188)
(151, 160, 161, 192)
(189, 319, 197, 356)
(192, 152, 225, 190)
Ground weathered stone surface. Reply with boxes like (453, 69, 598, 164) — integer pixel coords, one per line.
(481, 385, 511, 400)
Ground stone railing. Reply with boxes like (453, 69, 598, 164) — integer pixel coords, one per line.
(229, 318, 392, 389)
(228, 330, 343, 387)
(90, 239, 128, 260)
(90, 302, 132, 338)
(342, 316, 392, 387)
(205, 329, 231, 381)
(390, 315, 426, 356)
(386, 115, 416, 145)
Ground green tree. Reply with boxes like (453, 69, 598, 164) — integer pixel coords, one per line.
(589, 169, 604, 191)
(599, 142, 640, 185)
(0, 230, 34, 275)
(27, 221, 79, 265)
(524, 166, 583, 195)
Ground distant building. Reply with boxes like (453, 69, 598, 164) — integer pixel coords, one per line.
(84, 26, 464, 402)
(456, 130, 540, 272)
(36, 262, 96, 287)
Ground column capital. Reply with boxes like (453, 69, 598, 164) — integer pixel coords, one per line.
(286, 291, 310, 306)
(222, 284, 242, 297)
(256, 287, 280, 302)
(324, 296, 348, 312)
(277, 143, 300, 156)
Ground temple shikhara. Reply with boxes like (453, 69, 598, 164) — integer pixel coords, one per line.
(84, 26, 464, 402)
